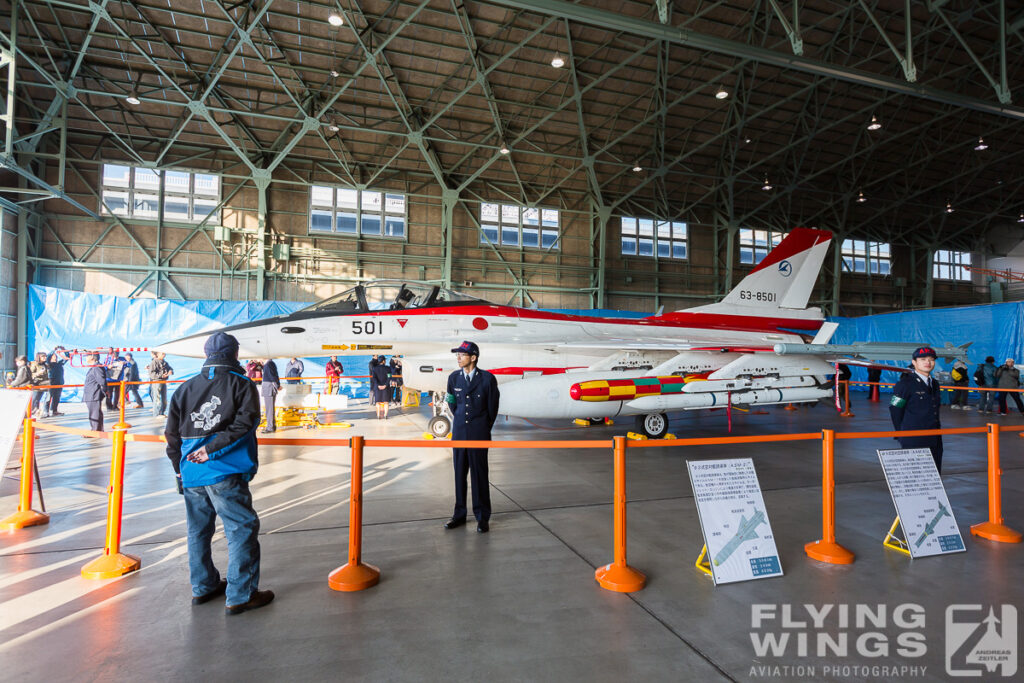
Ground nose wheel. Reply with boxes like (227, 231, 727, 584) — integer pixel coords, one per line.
(634, 413, 669, 439)
(428, 415, 451, 438)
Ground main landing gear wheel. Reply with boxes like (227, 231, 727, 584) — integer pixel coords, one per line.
(428, 415, 451, 438)
(588, 417, 605, 425)
(635, 413, 669, 439)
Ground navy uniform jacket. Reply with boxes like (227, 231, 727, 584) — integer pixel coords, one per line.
(889, 371, 942, 455)
(82, 366, 108, 402)
(446, 369, 500, 440)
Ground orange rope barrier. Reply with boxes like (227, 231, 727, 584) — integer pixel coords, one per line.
(0, 412, 49, 530)
(970, 423, 1023, 543)
(81, 419, 142, 579)
(804, 429, 855, 564)
(594, 436, 646, 592)
(327, 435, 380, 591)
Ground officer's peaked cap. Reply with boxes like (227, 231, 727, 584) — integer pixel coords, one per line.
(912, 347, 936, 359)
(451, 340, 480, 356)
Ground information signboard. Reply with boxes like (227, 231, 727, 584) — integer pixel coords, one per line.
(688, 458, 782, 585)
(877, 448, 965, 558)
(0, 390, 31, 474)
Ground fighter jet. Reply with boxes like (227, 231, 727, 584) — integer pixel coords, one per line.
(156, 228, 959, 438)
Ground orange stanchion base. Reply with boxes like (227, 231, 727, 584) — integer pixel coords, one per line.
(839, 410, 854, 418)
(970, 521, 1023, 543)
(1, 509, 50, 531)
(784, 404, 798, 411)
(81, 552, 142, 579)
(804, 540, 855, 564)
(328, 562, 380, 592)
(594, 562, 647, 592)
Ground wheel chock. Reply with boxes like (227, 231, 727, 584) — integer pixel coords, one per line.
(422, 433, 435, 439)
(663, 433, 677, 440)
(626, 431, 648, 441)
(604, 418, 614, 425)
(573, 418, 591, 427)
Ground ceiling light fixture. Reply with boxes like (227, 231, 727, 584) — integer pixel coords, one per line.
(330, 69, 340, 78)
(856, 191, 866, 203)
(867, 115, 881, 131)
(499, 143, 510, 155)
(550, 53, 564, 68)
(715, 87, 729, 100)
(761, 176, 773, 191)
(125, 91, 141, 105)
(632, 164, 642, 172)
(945, 202, 954, 214)
(974, 136, 988, 151)
(743, 137, 752, 144)
(327, 12, 344, 27)
(328, 122, 340, 132)
(1017, 211, 1024, 223)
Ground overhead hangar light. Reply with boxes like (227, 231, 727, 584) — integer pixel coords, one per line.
(1017, 211, 1024, 224)
(867, 115, 881, 131)
(125, 91, 141, 105)
(761, 176, 772, 191)
(499, 143, 510, 155)
(974, 136, 988, 151)
(715, 87, 728, 100)
(327, 12, 344, 27)
(550, 54, 564, 68)
(856, 191, 866, 203)
(945, 202, 954, 214)
(632, 164, 642, 173)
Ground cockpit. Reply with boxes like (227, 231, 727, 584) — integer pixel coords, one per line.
(299, 281, 486, 315)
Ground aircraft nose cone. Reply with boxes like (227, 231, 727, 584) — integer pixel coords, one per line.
(153, 334, 208, 358)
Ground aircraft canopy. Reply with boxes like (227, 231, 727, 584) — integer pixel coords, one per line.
(299, 281, 485, 314)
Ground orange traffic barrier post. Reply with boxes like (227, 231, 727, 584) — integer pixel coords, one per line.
(784, 403, 798, 411)
(118, 381, 127, 425)
(81, 418, 142, 579)
(595, 436, 647, 592)
(328, 435, 380, 591)
(1, 408, 50, 531)
(970, 423, 1023, 543)
(839, 381, 854, 418)
(805, 429, 855, 564)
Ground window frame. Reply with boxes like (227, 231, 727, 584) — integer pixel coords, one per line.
(840, 239, 892, 276)
(932, 249, 972, 282)
(620, 216, 688, 260)
(100, 164, 221, 224)
(479, 202, 560, 251)
(738, 229, 785, 265)
(308, 185, 407, 240)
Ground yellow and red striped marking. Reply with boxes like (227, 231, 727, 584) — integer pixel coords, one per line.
(569, 374, 708, 402)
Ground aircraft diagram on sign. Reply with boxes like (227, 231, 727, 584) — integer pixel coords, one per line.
(158, 228, 968, 438)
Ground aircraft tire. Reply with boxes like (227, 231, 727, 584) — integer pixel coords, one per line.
(428, 415, 452, 438)
(635, 413, 669, 439)
(588, 417, 605, 425)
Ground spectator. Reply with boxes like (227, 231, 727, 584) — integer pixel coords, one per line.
(260, 358, 280, 433)
(10, 355, 30, 390)
(995, 358, 1024, 416)
(105, 349, 126, 410)
(389, 356, 403, 406)
(29, 352, 49, 418)
(45, 347, 69, 417)
(370, 356, 390, 420)
(325, 356, 343, 394)
(975, 356, 998, 414)
(82, 353, 107, 431)
(164, 332, 273, 615)
(148, 351, 174, 418)
(122, 353, 144, 408)
(245, 359, 263, 382)
(949, 360, 969, 410)
(285, 357, 304, 385)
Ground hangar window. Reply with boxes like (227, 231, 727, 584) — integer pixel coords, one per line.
(620, 217, 687, 259)
(480, 203, 559, 250)
(739, 229, 784, 264)
(933, 249, 971, 281)
(309, 185, 406, 239)
(100, 164, 220, 224)
(841, 240, 891, 275)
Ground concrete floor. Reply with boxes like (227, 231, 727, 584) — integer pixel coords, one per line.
(2, 397, 1023, 682)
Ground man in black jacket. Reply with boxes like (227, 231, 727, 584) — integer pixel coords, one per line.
(890, 347, 943, 471)
(165, 332, 272, 615)
(443, 341, 500, 533)
(82, 354, 107, 431)
(45, 347, 69, 416)
(260, 358, 281, 433)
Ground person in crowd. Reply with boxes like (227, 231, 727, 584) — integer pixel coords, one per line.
(260, 357, 280, 433)
(370, 355, 391, 419)
(837, 363, 853, 408)
(389, 356, 403, 406)
(867, 367, 882, 402)
(82, 353, 107, 431)
(164, 332, 273, 615)
(10, 355, 30, 391)
(122, 353, 144, 408)
(325, 356, 344, 395)
(105, 348, 126, 410)
(975, 356, 998, 415)
(245, 359, 263, 382)
(949, 360, 970, 410)
(443, 342, 500, 533)
(889, 347, 943, 471)
(45, 347, 69, 417)
(29, 352, 50, 418)
(148, 351, 174, 418)
(285, 357, 304, 385)
(995, 358, 1024, 416)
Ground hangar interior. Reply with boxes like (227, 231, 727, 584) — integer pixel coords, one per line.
(2, 1, 1024, 681)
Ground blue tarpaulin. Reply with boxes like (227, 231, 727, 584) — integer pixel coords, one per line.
(26, 284, 1022, 401)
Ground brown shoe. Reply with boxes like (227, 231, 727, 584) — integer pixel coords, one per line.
(225, 589, 275, 615)
(192, 579, 227, 605)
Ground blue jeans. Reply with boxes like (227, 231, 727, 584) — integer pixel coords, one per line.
(183, 474, 261, 606)
(979, 388, 995, 412)
(151, 384, 167, 416)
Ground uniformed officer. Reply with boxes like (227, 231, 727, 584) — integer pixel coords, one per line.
(443, 341, 500, 533)
(889, 346, 943, 471)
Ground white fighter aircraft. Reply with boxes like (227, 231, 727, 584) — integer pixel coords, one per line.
(157, 228, 965, 437)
